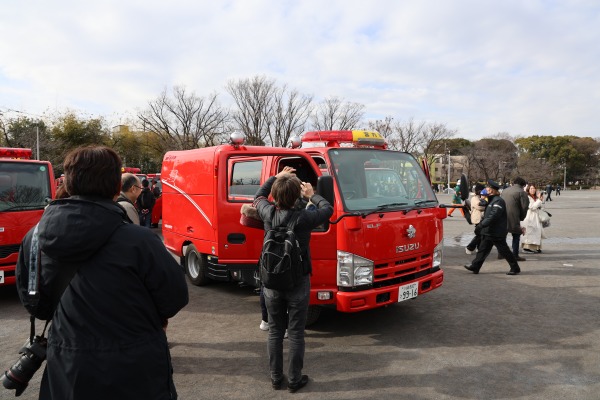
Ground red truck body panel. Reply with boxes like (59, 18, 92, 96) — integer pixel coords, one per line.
(161, 132, 445, 314)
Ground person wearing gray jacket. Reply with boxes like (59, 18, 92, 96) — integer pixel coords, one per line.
(500, 177, 529, 261)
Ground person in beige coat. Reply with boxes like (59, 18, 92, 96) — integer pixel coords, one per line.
(465, 184, 486, 254)
(521, 184, 545, 253)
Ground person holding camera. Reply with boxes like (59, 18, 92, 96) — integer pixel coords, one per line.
(254, 166, 332, 393)
(10, 146, 189, 399)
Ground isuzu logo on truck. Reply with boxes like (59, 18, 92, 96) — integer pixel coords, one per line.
(396, 243, 421, 253)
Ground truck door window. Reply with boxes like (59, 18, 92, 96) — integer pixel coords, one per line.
(228, 160, 262, 202)
(277, 157, 318, 187)
(310, 156, 328, 176)
(276, 157, 328, 232)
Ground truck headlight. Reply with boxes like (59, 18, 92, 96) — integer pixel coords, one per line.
(337, 251, 374, 287)
(432, 241, 443, 269)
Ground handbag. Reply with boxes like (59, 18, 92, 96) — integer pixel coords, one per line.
(538, 209, 552, 227)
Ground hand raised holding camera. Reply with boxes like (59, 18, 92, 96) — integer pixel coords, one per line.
(276, 166, 296, 178)
(301, 182, 314, 199)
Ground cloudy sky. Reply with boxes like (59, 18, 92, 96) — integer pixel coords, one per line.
(1, 0, 598, 140)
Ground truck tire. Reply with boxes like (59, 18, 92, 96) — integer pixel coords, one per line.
(305, 306, 321, 327)
(185, 244, 210, 286)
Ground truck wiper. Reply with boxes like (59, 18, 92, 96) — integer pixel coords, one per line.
(414, 200, 438, 206)
(0, 204, 46, 212)
(400, 200, 438, 215)
(376, 202, 409, 209)
(360, 202, 408, 218)
(330, 202, 411, 222)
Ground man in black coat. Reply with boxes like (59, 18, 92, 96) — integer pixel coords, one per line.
(500, 177, 529, 261)
(545, 183, 554, 201)
(464, 180, 521, 275)
(16, 146, 189, 400)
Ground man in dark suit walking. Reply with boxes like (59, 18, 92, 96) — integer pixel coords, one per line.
(464, 180, 521, 275)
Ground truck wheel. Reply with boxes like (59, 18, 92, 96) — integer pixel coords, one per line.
(305, 306, 321, 327)
(185, 244, 210, 286)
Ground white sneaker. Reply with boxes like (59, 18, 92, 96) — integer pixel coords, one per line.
(465, 248, 473, 255)
(259, 320, 269, 331)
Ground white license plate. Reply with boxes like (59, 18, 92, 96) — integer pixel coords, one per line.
(398, 282, 418, 302)
(0, 270, 4, 284)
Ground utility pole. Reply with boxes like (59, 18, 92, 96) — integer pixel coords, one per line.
(563, 162, 567, 190)
(36, 125, 40, 160)
(446, 145, 451, 193)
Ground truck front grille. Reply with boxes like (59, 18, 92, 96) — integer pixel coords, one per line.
(372, 252, 435, 289)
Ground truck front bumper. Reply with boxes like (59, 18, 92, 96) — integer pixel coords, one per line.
(335, 268, 444, 312)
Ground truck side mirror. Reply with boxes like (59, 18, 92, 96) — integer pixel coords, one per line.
(317, 175, 335, 206)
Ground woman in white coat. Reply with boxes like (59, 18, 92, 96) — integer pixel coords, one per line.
(521, 184, 545, 253)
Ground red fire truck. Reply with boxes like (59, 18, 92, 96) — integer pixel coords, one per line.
(0, 148, 55, 285)
(161, 131, 445, 324)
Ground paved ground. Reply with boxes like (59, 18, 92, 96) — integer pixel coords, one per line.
(1, 189, 599, 399)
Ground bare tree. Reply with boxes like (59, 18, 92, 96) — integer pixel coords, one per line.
(516, 154, 554, 186)
(397, 118, 429, 154)
(269, 86, 313, 147)
(368, 116, 394, 141)
(420, 122, 457, 163)
(368, 117, 454, 163)
(226, 76, 276, 146)
(137, 86, 229, 151)
(311, 96, 365, 131)
(465, 138, 519, 182)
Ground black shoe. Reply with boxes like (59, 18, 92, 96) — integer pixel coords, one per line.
(536, 249, 542, 253)
(464, 264, 479, 274)
(516, 256, 526, 262)
(506, 270, 520, 275)
(523, 248, 535, 253)
(272, 376, 284, 390)
(288, 375, 309, 393)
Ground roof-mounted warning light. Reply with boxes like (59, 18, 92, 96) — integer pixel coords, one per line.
(301, 130, 386, 149)
(122, 167, 141, 173)
(0, 148, 33, 159)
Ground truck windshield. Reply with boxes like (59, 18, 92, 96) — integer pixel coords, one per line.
(0, 162, 51, 212)
(328, 148, 437, 212)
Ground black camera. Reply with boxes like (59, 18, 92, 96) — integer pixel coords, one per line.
(2, 335, 47, 397)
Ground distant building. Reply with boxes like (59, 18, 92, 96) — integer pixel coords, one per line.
(432, 154, 468, 185)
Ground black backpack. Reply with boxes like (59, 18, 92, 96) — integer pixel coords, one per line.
(259, 212, 303, 291)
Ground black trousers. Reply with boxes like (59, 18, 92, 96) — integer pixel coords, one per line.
(471, 234, 520, 272)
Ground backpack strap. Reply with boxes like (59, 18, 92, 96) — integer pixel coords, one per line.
(285, 211, 300, 231)
(27, 224, 40, 297)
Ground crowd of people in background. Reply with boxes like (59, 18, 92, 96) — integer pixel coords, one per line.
(445, 176, 557, 275)
(58, 172, 162, 229)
